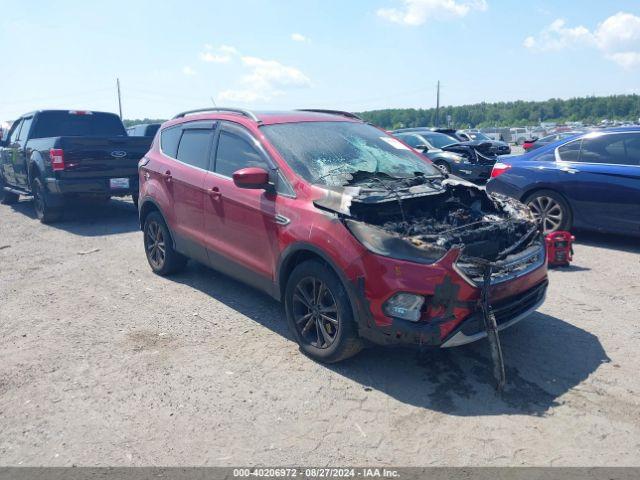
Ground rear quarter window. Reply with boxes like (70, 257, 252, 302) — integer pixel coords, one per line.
(160, 126, 182, 158)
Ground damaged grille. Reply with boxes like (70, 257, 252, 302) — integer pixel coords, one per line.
(455, 241, 546, 285)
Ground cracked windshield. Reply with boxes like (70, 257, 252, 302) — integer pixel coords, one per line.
(262, 121, 441, 186)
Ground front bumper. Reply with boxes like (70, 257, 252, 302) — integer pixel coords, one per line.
(440, 279, 547, 347)
(362, 279, 548, 348)
(46, 176, 139, 196)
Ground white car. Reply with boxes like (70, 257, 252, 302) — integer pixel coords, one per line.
(509, 127, 528, 145)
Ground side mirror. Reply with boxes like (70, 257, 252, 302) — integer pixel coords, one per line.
(232, 167, 270, 190)
(415, 144, 429, 151)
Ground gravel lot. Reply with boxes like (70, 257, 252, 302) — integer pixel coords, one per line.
(1, 196, 639, 466)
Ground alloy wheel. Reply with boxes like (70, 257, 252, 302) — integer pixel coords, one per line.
(292, 276, 339, 349)
(145, 221, 166, 269)
(527, 196, 563, 233)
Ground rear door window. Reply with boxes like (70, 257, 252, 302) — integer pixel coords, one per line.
(213, 125, 269, 177)
(17, 117, 33, 142)
(395, 134, 420, 148)
(579, 133, 636, 165)
(624, 134, 640, 166)
(176, 129, 212, 170)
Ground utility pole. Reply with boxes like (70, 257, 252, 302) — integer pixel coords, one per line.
(435, 80, 440, 127)
(116, 78, 123, 119)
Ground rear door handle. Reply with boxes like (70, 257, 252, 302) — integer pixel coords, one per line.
(208, 186, 222, 199)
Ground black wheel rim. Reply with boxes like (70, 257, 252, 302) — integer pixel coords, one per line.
(33, 184, 44, 216)
(145, 221, 166, 269)
(292, 276, 339, 349)
(527, 196, 563, 233)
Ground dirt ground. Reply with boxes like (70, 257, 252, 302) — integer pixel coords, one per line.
(1, 197, 639, 466)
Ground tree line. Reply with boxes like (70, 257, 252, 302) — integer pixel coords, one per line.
(358, 94, 640, 130)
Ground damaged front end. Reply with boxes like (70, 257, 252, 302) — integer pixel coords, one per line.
(315, 174, 547, 390)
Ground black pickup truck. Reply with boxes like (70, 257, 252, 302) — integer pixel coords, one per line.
(0, 110, 152, 222)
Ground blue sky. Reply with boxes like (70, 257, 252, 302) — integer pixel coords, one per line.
(1, 0, 639, 120)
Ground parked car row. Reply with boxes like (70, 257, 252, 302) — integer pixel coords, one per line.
(390, 128, 504, 183)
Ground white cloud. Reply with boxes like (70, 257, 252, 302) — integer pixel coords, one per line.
(182, 66, 197, 76)
(606, 51, 640, 69)
(376, 0, 487, 26)
(199, 44, 238, 63)
(524, 12, 640, 69)
(219, 56, 311, 103)
(291, 33, 310, 42)
(521, 18, 592, 51)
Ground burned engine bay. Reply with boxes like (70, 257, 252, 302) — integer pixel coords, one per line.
(314, 172, 544, 280)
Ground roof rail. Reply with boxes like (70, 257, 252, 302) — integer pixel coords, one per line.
(172, 107, 261, 122)
(297, 109, 363, 121)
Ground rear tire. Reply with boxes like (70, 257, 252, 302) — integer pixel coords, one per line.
(524, 189, 572, 233)
(32, 177, 62, 223)
(0, 176, 19, 205)
(285, 260, 363, 363)
(143, 211, 187, 275)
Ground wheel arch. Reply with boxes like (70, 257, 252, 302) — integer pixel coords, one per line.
(27, 153, 46, 185)
(276, 243, 351, 302)
(139, 198, 177, 249)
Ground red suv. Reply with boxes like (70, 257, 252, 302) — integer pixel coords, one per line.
(138, 108, 548, 364)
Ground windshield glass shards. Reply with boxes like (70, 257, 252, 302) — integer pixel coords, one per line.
(261, 121, 442, 186)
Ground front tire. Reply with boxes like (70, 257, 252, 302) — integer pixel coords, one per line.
(525, 189, 572, 233)
(32, 177, 62, 223)
(285, 260, 362, 363)
(143, 211, 187, 275)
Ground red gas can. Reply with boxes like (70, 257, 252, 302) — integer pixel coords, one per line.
(545, 231, 575, 267)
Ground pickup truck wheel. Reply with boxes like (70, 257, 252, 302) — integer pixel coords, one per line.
(32, 178, 62, 223)
(0, 178, 19, 205)
(285, 260, 363, 363)
(143, 211, 187, 275)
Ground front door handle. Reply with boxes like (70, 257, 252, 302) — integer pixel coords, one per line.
(208, 186, 222, 199)
(560, 167, 578, 174)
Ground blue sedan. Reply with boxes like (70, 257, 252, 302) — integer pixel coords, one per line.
(486, 128, 640, 235)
